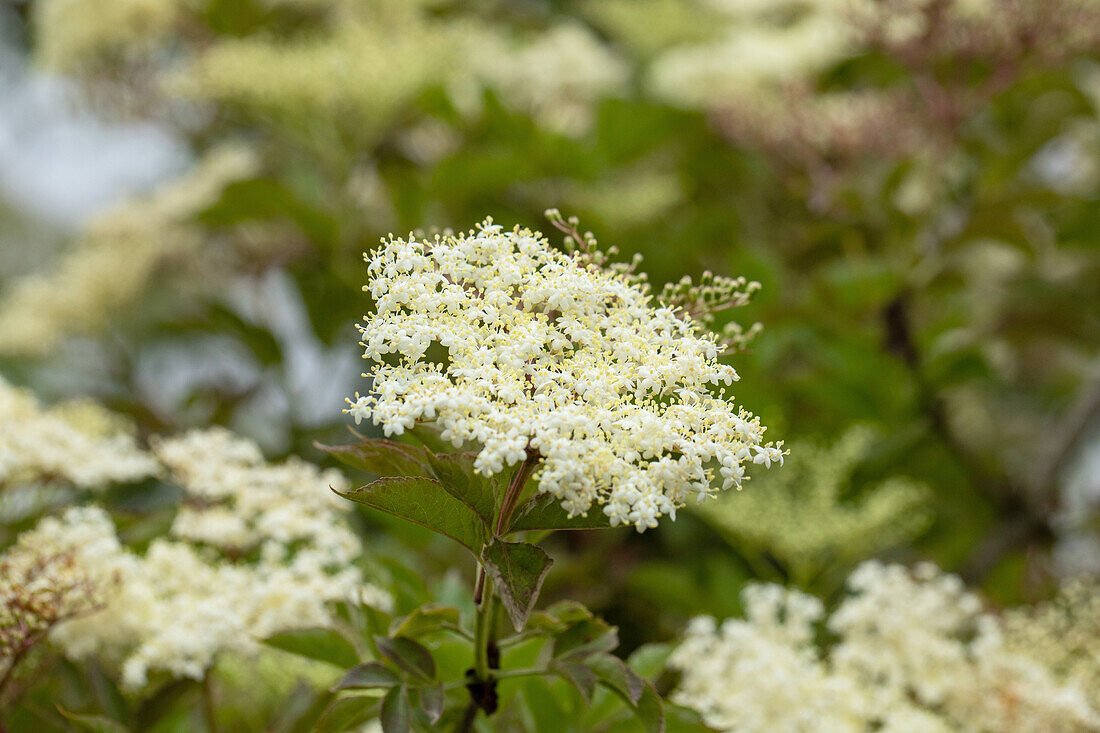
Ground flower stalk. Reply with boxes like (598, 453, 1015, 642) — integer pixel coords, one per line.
(469, 453, 540, 715)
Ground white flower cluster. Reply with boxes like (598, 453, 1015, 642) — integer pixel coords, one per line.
(1, 506, 114, 676)
(38, 429, 390, 690)
(0, 376, 159, 490)
(0, 147, 257, 357)
(346, 219, 781, 531)
(152, 427, 359, 566)
(670, 561, 1100, 732)
(648, 0, 853, 110)
(0, 387, 389, 691)
(470, 23, 630, 136)
(1004, 580, 1100, 710)
(34, 0, 181, 72)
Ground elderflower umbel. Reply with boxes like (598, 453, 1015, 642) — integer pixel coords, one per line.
(0, 376, 159, 489)
(670, 561, 1100, 733)
(346, 218, 781, 531)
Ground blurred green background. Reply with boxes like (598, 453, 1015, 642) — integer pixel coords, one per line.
(1, 0, 1099, 668)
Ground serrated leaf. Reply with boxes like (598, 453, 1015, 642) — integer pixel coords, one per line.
(590, 653, 644, 705)
(316, 440, 429, 478)
(56, 708, 128, 733)
(263, 628, 359, 668)
(425, 452, 501, 522)
(417, 683, 445, 724)
(550, 660, 598, 703)
(508, 493, 612, 533)
(389, 605, 462, 639)
(380, 685, 411, 733)
(374, 636, 436, 681)
(481, 540, 554, 631)
(633, 681, 666, 733)
(332, 662, 400, 691)
(312, 695, 378, 733)
(336, 477, 489, 555)
(553, 618, 619, 662)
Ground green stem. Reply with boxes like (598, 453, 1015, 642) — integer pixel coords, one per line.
(468, 454, 540, 719)
(494, 454, 540, 536)
(492, 667, 555, 680)
(473, 584, 495, 682)
(201, 670, 218, 733)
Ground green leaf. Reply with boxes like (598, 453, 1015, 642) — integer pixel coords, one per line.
(374, 636, 436, 681)
(553, 618, 619, 662)
(263, 628, 360, 668)
(380, 685, 411, 733)
(632, 681, 666, 733)
(389, 605, 462, 639)
(336, 477, 489, 555)
(626, 643, 675, 681)
(527, 600, 596, 635)
(589, 653, 644, 705)
(665, 703, 712, 732)
(404, 424, 454, 454)
(425, 451, 501, 522)
(550, 660, 598, 703)
(544, 600, 595, 624)
(313, 695, 378, 733)
(481, 540, 554, 631)
(508, 493, 612, 532)
(266, 681, 328, 733)
(332, 662, 400, 691)
(56, 708, 128, 733)
(316, 439, 429, 478)
(417, 683, 445, 724)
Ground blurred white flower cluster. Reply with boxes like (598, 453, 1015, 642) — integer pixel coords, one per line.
(153, 427, 361, 570)
(648, 0, 853, 110)
(0, 147, 256, 357)
(671, 561, 1100, 732)
(0, 383, 389, 691)
(470, 23, 630, 136)
(346, 219, 781, 531)
(0, 507, 111, 679)
(1004, 579, 1100, 711)
(0, 376, 158, 490)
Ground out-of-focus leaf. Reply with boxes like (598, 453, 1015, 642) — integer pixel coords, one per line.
(626, 643, 675, 681)
(553, 617, 619, 662)
(55, 708, 127, 733)
(380, 685, 411, 733)
(590, 653, 645, 705)
(312, 695, 378, 733)
(550, 659, 598, 703)
(389, 605, 463, 639)
(416, 682, 445, 724)
(374, 636, 436, 681)
(263, 628, 360, 668)
(332, 662, 400, 691)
